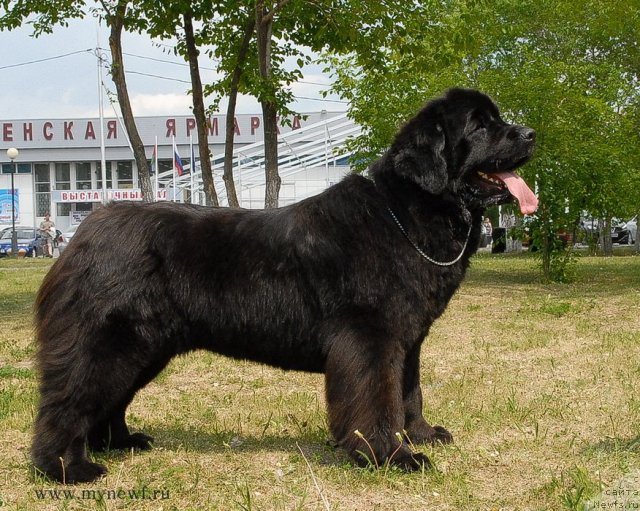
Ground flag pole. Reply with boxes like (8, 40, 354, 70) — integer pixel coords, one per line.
(172, 136, 177, 202)
(189, 134, 194, 204)
(154, 135, 159, 202)
(95, 26, 108, 204)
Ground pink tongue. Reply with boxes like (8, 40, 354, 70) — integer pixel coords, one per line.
(495, 171, 538, 215)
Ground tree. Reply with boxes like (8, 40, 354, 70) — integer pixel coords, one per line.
(255, 1, 289, 208)
(479, 0, 640, 265)
(248, 0, 408, 207)
(2, 0, 411, 209)
(182, 10, 219, 206)
(100, 0, 154, 202)
(204, 0, 327, 208)
(1, 0, 155, 201)
(219, 9, 255, 208)
(327, 0, 640, 279)
(136, 0, 221, 206)
(202, 2, 258, 208)
(140, 0, 428, 209)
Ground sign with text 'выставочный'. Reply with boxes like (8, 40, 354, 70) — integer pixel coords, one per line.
(51, 189, 168, 203)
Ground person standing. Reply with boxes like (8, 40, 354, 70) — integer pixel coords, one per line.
(483, 217, 493, 247)
(39, 213, 56, 258)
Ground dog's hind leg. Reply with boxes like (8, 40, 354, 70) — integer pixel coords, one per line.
(324, 322, 432, 471)
(32, 393, 108, 483)
(401, 342, 453, 446)
(88, 402, 153, 452)
(33, 361, 160, 482)
(87, 357, 170, 452)
(33, 331, 171, 483)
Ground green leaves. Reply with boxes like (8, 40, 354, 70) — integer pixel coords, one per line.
(327, 0, 639, 277)
(0, 0, 86, 35)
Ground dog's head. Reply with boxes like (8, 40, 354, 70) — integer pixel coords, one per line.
(389, 88, 538, 215)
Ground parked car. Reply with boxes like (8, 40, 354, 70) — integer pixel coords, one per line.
(516, 215, 573, 251)
(611, 216, 637, 245)
(0, 227, 42, 257)
(578, 216, 600, 245)
(56, 224, 80, 255)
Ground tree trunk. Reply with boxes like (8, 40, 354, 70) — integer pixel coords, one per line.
(222, 92, 241, 208)
(223, 13, 255, 208)
(600, 217, 613, 256)
(261, 100, 281, 208)
(541, 228, 551, 283)
(256, 1, 281, 209)
(183, 12, 218, 207)
(636, 212, 640, 254)
(108, 1, 153, 202)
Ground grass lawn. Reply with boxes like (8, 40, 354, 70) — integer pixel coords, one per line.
(0, 254, 638, 510)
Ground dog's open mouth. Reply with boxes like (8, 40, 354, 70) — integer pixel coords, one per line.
(473, 169, 538, 215)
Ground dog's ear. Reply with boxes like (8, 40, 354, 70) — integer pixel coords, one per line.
(392, 122, 448, 194)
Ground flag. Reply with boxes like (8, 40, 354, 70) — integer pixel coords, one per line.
(150, 142, 157, 175)
(174, 147, 186, 176)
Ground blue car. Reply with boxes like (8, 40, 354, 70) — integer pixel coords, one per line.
(0, 227, 42, 257)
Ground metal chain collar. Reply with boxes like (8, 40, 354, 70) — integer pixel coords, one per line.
(387, 207, 472, 266)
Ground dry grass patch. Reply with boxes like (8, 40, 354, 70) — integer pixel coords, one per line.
(0, 255, 638, 510)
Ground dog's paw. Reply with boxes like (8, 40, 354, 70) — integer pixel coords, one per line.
(424, 425, 453, 445)
(405, 420, 454, 446)
(91, 432, 154, 452)
(112, 432, 154, 450)
(389, 449, 432, 471)
(63, 461, 108, 484)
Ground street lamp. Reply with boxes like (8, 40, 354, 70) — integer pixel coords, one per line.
(6, 148, 18, 258)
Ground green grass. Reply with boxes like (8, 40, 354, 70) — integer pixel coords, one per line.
(1, 254, 639, 510)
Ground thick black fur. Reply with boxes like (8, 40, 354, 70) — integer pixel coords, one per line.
(32, 88, 535, 483)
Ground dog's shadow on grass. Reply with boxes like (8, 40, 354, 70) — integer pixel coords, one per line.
(98, 425, 347, 467)
(584, 435, 640, 454)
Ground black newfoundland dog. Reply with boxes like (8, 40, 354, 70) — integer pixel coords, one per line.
(33, 88, 537, 483)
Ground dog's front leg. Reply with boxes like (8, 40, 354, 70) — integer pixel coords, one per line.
(402, 342, 454, 446)
(323, 325, 431, 471)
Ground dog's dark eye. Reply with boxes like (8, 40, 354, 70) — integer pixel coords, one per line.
(473, 118, 486, 131)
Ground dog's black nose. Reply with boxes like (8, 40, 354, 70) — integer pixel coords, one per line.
(520, 127, 536, 141)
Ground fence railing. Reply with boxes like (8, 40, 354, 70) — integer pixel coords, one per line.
(156, 113, 360, 207)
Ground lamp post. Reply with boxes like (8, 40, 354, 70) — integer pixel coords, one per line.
(6, 148, 19, 258)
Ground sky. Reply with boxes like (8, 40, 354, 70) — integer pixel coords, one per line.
(0, 17, 348, 121)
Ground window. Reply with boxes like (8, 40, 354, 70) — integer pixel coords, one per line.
(158, 159, 173, 174)
(75, 202, 93, 212)
(116, 161, 133, 188)
(76, 162, 92, 190)
(55, 163, 71, 190)
(96, 162, 113, 189)
(1, 163, 31, 174)
(34, 163, 51, 217)
(57, 203, 72, 217)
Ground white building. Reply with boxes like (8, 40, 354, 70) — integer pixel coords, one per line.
(1, 111, 358, 232)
